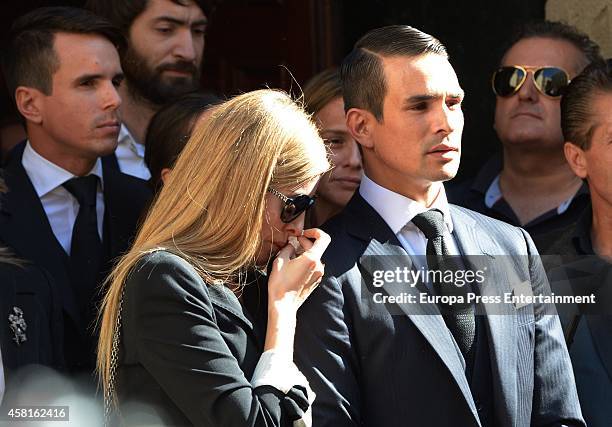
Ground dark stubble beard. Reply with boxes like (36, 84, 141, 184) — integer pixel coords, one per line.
(122, 45, 201, 106)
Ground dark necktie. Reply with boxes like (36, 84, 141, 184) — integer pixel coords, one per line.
(63, 175, 103, 313)
(412, 209, 476, 371)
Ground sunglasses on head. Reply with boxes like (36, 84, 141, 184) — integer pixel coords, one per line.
(268, 187, 316, 223)
(491, 65, 571, 98)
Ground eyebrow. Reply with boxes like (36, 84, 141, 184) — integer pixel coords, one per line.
(74, 73, 103, 84)
(74, 72, 124, 84)
(403, 91, 465, 104)
(320, 128, 349, 136)
(154, 16, 208, 27)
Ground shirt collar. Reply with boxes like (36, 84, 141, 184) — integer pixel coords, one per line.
(484, 171, 590, 214)
(359, 174, 454, 235)
(22, 140, 104, 198)
(118, 124, 146, 158)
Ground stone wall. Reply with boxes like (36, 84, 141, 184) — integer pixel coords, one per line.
(547, 0, 612, 57)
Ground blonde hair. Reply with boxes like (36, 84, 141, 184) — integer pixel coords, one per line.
(97, 89, 329, 397)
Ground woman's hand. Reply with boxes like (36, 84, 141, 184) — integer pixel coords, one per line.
(264, 228, 330, 353)
(267, 228, 330, 313)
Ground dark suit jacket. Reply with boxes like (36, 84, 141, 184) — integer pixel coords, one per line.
(548, 255, 612, 427)
(116, 251, 309, 426)
(0, 142, 151, 371)
(295, 193, 584, 427)
(0, 261, 64, 374)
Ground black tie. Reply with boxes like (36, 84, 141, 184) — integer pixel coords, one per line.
(412, 209, 476, 371)
(63, 175, 103, 314)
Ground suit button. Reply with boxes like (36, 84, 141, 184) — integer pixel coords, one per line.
(475, 400, 484, 412)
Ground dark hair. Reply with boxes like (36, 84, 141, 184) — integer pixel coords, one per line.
(1, 7, 124, 100)
(499, 21, 602, 68)
(145, 92, 221, 191)
(561, 58, 612, 150)
(85, 0, 215, 35)
(303, 68, 342, 116)
(341, 25, 448, 121)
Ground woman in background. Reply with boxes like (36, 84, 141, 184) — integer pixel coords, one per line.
(303, 68, 363, 227)
(97, 89, 330, 426)
(144, 92, 221, 192)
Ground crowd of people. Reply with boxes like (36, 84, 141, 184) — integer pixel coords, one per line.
(0, 1, 610, 426)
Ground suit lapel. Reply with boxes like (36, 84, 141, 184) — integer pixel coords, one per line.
(207, 284, 259, 346)
(345, 195, 480, 424)
(563, 259, 612, 381)
(451, 206, 518, 426)
(0, 145, 81, 325)
(102, 166, 134, 259)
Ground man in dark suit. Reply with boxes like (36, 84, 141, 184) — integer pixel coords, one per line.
(295, 25, 584, 426)
(0, 7, 151, 373)
(446, 22, 600, 251)
(85, 0, 212, 180)
(545, 58, 612, 427)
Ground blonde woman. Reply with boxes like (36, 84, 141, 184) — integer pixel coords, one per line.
(97, 89, 330, 426)
(303, 68, 363, 227)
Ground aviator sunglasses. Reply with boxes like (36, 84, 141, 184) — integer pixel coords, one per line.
(491, 65, 571, 98)
(268, 188, 316, 223)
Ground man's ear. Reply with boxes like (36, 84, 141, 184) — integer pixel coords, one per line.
(346, 107, 376, 149)
(564, 141, 587, 179)
(160, 167, 172, 185)
(14, 86, 44, 125)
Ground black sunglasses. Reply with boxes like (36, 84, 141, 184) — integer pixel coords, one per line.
(492, 65, 570, 98)
(268, 188, 316, 223)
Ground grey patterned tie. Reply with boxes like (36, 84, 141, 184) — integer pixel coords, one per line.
(412, 209, 476, 370)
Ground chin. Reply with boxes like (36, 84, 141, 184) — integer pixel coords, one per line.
(437, 160, 460, 180)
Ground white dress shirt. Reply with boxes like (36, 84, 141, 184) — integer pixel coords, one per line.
(21, 142, 105, 254)
(359, 174, 461, 273)
(115, 124, 151, 180)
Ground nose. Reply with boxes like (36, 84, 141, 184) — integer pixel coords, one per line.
(284, 214, 305, 237)
(102, 81, 121, 110)
(172, 29, 197, 62)
(517, 71, 538, 102)
(347, 140, 362, 169)
(434, 104, 459, 137)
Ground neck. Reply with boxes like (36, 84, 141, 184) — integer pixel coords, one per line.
(28, 135, 95, 176)
(590, 194, 612, 261)
(119, 83, 158, 145)
(501, 144, 581, 193)
(364, 166, 441, 206)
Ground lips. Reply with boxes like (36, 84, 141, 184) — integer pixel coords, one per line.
(427, 144, 459, 154)
(97, 121, 120, 128)
(333, 177, 361, 185)
(512, 111, 541, 119)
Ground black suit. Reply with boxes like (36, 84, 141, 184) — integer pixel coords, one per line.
(0, 142, 151, 371)
(295, 193, 584, 427)
(544, 205, 612, 427)
(116, 251, 310, 426)
(0, 261, 64, 374)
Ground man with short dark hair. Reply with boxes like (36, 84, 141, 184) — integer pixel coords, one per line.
(545, 58, 612, 427)
(0, 6, 151, 372)
(448, 21, 602, 252)
(86, 0, 211, 180)
(295, 25, 584, 426)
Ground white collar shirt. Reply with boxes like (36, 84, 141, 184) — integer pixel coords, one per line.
(115, 124, 151, 180)
(359, 174, 461, 274)
(21, 141, 105, 254)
